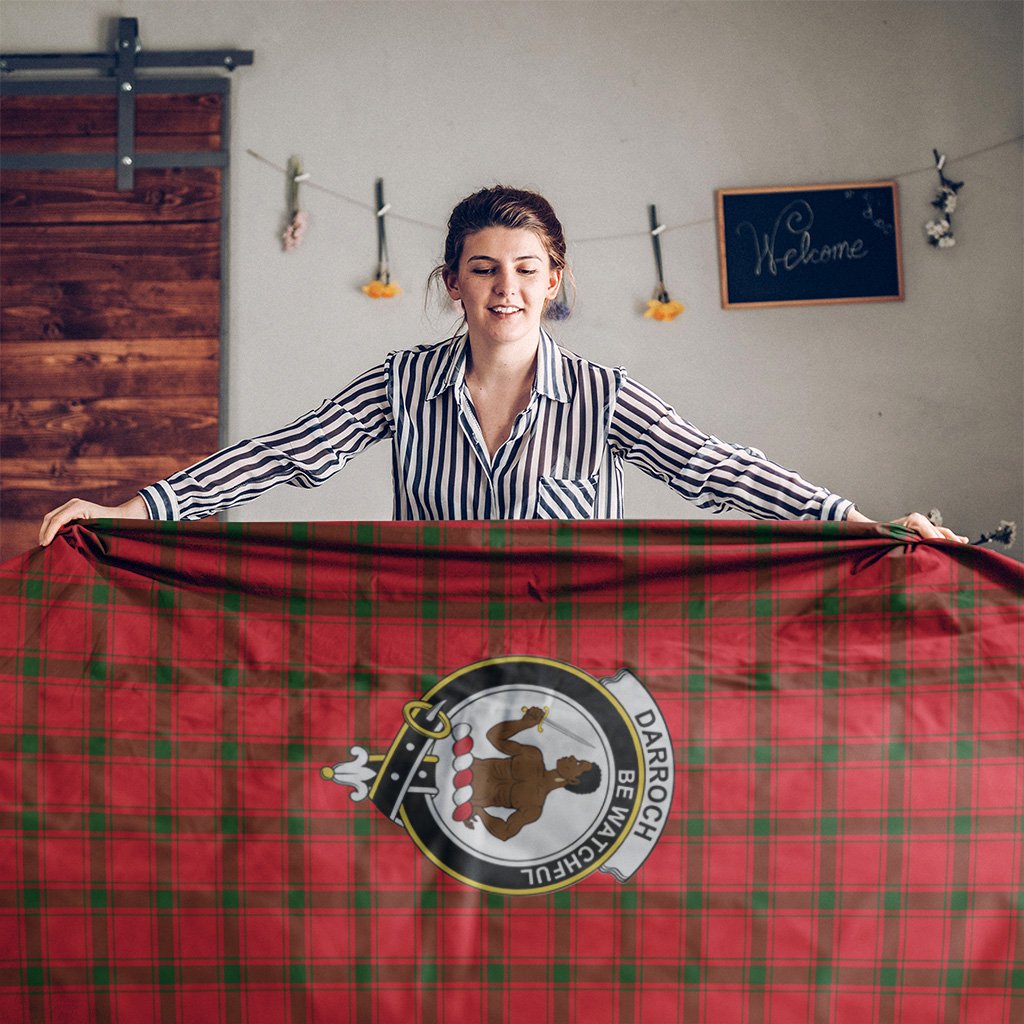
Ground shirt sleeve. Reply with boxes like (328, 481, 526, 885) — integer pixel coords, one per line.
(607, 374, 855, 521)
(138, 361, 393, 520)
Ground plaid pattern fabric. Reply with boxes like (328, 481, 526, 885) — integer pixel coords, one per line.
(1, 520, 1021, 1023)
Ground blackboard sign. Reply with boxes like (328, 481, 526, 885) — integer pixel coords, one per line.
(716, 181, 904, 309)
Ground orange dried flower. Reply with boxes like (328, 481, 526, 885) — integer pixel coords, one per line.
(361, 279, 402, 299)
(644, 299, 685, 322)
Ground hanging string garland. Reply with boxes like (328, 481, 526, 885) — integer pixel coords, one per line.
(924, 149, 964, 249)
(281, 155, 309, 252)
(643, 204, 685, 322)
(361, 178, 401, 299)
(248, 133, 1021, 305)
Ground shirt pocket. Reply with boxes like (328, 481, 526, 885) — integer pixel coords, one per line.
(534, 475, 599, 519)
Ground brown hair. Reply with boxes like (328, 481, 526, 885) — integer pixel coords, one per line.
(428, 185, 573, 319)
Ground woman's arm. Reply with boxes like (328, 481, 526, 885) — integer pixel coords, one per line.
(609, 375, 853, 520)
(142, 362, 393, 520)
(609, 375, 968, 540)
(38, 360, 393, 545)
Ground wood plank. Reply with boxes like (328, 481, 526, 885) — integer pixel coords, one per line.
(2, 456, 187, 486)
(1, 222, 220, 283)
(2, 519, 45, 563)
(1, 455, 208, 525)
(1, 279, 219, 340)
(1, 168, 222, 225)
(1, 397, 218, 460)
(1, 134, 222, 155)
(1, 339, 219, 398)
(0, 94, 223, 138)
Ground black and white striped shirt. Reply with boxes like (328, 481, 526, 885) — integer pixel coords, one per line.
(139, 331, 853, 522)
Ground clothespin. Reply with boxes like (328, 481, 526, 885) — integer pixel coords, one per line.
(287, 156, 310, 217)
(932, 149, 964, 193)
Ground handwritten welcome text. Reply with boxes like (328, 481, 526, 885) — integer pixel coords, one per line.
(736, 200, 868, 277)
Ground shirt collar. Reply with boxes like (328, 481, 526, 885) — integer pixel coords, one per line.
(426, 334, 469, 399)
(426, 329, 570, 403)
(535, 328, 571, 403)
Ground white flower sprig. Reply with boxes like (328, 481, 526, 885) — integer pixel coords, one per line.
(925, 150, 964, 249)
(933, 509, 1017, 547)
(973, 521, 1017, 547)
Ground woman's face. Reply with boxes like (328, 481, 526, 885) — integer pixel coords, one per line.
(445, 227, 561, 350)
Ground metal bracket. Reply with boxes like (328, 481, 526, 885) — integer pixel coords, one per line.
(116, 18, 140, 189)
(1, 16, 254, 191)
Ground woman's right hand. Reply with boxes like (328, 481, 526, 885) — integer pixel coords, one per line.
(38, 494, 149, 548)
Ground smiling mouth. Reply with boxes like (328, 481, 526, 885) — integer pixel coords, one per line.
(489, 306, 523, 315)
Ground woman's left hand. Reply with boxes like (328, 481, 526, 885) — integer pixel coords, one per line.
(847, 509, 969, 543)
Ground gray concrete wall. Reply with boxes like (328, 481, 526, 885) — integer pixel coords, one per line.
(4, 1, 1021, 556)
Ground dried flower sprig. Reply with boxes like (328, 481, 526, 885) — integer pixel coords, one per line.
(361, 279, 402, 299)
(282, 155, 310, 252)
(931, 509, 1016, 548)
(282, 210, 308, 251)
(362, 177, 400, 299)
(643, 204, 684, 323)
(925, 150, 963, 249)
(644, 299, 685, 322)
(546, 276, 572, 321)
(972, 521, 1016, 547)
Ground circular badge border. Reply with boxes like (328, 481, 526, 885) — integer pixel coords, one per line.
(396, 656, 646, 896)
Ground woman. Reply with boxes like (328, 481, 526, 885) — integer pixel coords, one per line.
(39, 186, 966, 544)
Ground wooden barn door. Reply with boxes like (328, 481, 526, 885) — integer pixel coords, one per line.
(0, 22, 248, 562)
(0, 94, 223, 561)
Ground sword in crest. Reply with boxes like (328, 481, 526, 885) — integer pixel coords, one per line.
(521, 705, 597, 749)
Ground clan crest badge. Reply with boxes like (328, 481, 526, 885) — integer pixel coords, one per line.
(321, 657, 674, 895)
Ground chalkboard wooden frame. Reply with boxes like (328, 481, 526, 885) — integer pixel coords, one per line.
(716, 181, 904, 309)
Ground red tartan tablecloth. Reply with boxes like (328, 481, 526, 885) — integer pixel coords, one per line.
(0, 520, 1021, 1023)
